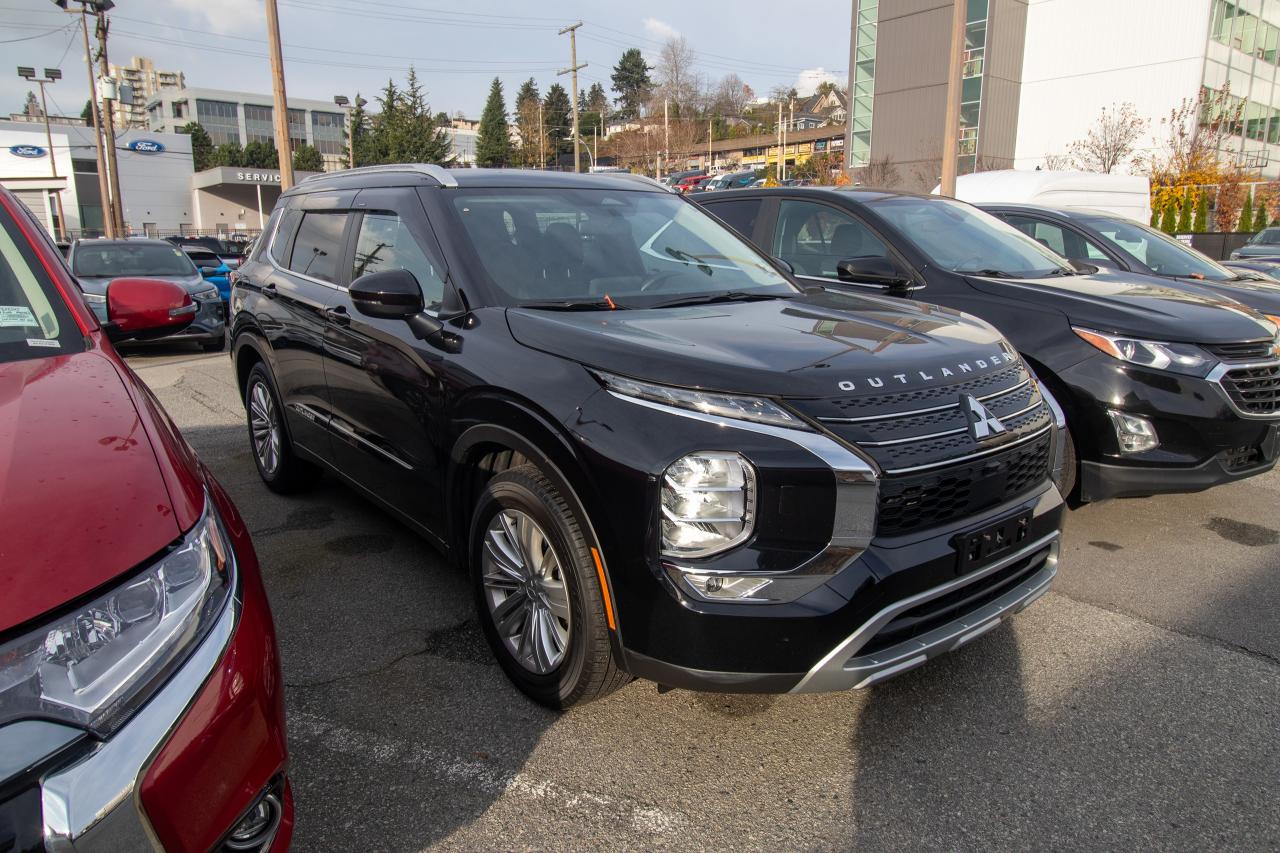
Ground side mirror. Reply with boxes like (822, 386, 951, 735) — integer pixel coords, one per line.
(105, 278, 196, 342)
(1072, 256, 1119, 272)
(774, 257, 795, 275)
(199, 265, 220, 279)
(350, 268, 443, 340)
(836, 256, 912, 289)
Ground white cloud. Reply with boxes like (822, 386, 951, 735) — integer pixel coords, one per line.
(795, 67, 841, 97)
(169, 0, 264, 35)
(642, 18, 681, 41)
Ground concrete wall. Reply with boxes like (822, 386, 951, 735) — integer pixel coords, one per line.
(1013, 0, 1212, 170)
(0, 125, 77, 232)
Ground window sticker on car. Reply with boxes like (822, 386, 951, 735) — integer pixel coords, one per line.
(0, 306, 38, 327)
(26, 338, 61, 348)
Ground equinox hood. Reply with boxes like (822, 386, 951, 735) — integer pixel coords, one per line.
(507, 290, 1016, 398)
(966, 267, 1276, 344)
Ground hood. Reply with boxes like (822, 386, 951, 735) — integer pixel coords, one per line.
(1164, 275, 1280, 315)
(507, 290, 1015, 398)
(0, 349, 183, 632)
(965, 266, 1276, 344)
(1232, 245, 1280, 258)
(77, 272, 205, 296)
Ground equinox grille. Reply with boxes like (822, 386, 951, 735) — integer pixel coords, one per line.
(1220, 364, 1280, 415)
(1203, 340, 1275, 360)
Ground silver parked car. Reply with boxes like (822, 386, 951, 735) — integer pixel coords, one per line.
(67, 238, 226, 351)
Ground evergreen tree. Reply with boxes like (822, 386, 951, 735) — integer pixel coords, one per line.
(514, 78, 542, 167)
(475, 77, 512, 168)
(211, 142, 245, 168)
(242, 140, 278, 169)
(1176, 192, 1192, 233)
(1193, 191, 1208, 232)
(81, 99, 93, 124)
(22, 91, 41, 118)
(543, 83, 572, 158)
(397, 67, 454, 164)
(586, 82, 608, 116)
(1239, 189, 1255, 233)
(293, 144, 324, 172)
(1150, 206, 1159, 228)
(1255, 191, 1268, 230)
(180, 121, 214, 171)
(611, 48, 653, 119)
(1159, 197, 1178, 234)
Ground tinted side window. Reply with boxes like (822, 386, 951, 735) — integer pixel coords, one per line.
(288, 211, 349, 283)
(267, 208, 297, 266)
(352, 211, 445, 310)
(704, 199, 762, 238)
(1003, 214, 1109, 261)
(772, 199, 889, 278)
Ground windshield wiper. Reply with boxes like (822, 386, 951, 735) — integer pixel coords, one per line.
(664, 247, 714, 275)
(518, 299, 627, 311)
(1227, 273, 1266, 282)
(955, 268, 1017, 278)
(1042, 267, 1081, 277)
(650, 291, 790, 309)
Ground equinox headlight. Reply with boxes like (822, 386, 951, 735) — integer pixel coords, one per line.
(1073, 327, 1214, 377)
(660, 452, 756, 558)
(0, 499, 233, 736)
(595, 370, 809, 429)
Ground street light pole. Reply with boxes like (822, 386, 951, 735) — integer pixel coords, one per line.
(334, 94, 364, 170)
(18, 67, 68, 240)
(93, 10, 125, 235)
(65, 2, 113, 237)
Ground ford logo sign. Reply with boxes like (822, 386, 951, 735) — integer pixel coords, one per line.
(8, 145, 46, 158)
(128, 139, 165, 154)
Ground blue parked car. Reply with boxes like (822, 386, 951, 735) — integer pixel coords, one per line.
(182, 246, 232, 301)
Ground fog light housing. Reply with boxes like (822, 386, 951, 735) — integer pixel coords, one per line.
(660, 452, 756, 558)
(223, 784, 283, 851)
(1107, 410, 1158, 453)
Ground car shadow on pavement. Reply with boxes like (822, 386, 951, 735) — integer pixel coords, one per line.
(845, 588, 1280, 850)
(175, 423, 557, 852)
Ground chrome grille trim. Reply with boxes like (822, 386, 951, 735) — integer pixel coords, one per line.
(818, 378, 1031, 424)
(880, 424, 1054, 475)
(853, 399, 1046, 447)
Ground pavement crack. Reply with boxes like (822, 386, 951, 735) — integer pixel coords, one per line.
(1046, 590, 1280, 669)
(286, 645, 430, 689)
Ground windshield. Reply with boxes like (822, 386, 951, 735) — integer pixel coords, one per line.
(0, 213, 84, 363)
(868, 196, 1072, 277)
(1248, 227, 1280, 245)
(1078, 215, 1232, 280)
(449, 187, 795, 307)
(74, 243, 196, 278)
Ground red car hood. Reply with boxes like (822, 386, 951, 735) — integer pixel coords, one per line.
(0, 350, 183, 633)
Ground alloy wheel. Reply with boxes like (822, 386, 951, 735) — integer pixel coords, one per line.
(249, 381, 282, 476)
(481, 509, 572, 674)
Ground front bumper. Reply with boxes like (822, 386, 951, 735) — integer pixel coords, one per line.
(0, 488, 290, 852)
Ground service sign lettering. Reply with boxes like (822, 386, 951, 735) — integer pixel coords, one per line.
(235, 171, 284, 184)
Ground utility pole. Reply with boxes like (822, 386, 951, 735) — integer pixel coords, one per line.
(264, 0, 294, 188)
(708, 119, 713, 171)
(660, 99, 669, 179)
(93, 11, 125, 235)
(18, 67, 68, 240)
(557, 21, 586, 173)
(538, 100, 545, 168)
(939, 0, 966, 196)
(844, 0, 857, 179)
(776, 101, 783, 182)
(65, 2, 114, 237)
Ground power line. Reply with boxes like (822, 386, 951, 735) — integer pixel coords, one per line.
(0, 21, 76, 44)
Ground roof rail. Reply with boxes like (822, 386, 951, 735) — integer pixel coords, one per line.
(611, 172, 675, 193)
(298, 163, 458, 188)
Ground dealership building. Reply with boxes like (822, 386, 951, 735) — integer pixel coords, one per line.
(856, 0, 1280, 188)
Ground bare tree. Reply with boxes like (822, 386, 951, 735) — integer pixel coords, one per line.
(852, 155, 901, 188)
(1065, 103, 1147, 173)
(1140, 86, 1245, 188)
(711, 74, 753, 118)
(654, 36, 703, 116)
(1041, 152, 1078, 170)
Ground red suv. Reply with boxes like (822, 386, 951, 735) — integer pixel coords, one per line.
(0, 186, 292, 850)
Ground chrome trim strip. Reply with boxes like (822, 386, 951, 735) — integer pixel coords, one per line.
(790, 532, 1059, 693)
(42, 512, 240, 852)
(881, 423, 1053, 475)
(328, 418, 415, 471)
(854, 400, 1046, 448)
(1206, 359, 1280, 421)
(819, 377, 1031, 424)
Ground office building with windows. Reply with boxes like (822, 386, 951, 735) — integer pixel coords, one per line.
(109, 56, 185, 130)
(856, 0, 1280, 189)
(144, 87, 348, 171)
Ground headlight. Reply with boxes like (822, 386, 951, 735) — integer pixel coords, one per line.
(194, 285, 220, 300)
(660, 452, 756, 558)
(1072, 327, 1214, 377)
(0, 499, 233, 736)
(595, 370, 808, 430)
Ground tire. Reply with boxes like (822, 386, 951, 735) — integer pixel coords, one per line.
(244, 363, 319, 494)
(470, 464, 628, 709)
(1057, 426, 1080, 507)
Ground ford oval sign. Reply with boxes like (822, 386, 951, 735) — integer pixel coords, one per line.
(8, 145, 46, 158)
(127, 139, 165, 154)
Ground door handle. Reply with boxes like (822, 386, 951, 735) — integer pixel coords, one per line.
(325, 305, 351, 326)
(261, 282, 278, 299)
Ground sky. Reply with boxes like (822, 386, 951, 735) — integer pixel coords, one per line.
(2, 0, 850, 121)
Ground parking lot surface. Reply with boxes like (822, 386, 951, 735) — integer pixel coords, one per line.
(127, 347, 1280, 851)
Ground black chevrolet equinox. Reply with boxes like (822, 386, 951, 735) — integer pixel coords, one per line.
(231, 165, 1067, 707)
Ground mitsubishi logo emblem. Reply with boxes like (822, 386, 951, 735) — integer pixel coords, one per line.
(962, 394, 1006, 441)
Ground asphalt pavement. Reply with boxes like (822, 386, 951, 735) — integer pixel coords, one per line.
(126, 346, 1280, 852)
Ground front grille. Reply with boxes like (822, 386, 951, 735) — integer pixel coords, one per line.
(1203, 340, 1275, 360)
(876, 433, 1052, 537)
(1221, 364, 1280, 415)
(826, 365, 1024, 416)
(1224, 444, 1265, 471)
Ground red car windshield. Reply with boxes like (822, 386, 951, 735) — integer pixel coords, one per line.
(0, 212, 85, 363)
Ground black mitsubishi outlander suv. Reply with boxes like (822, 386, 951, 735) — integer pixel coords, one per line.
(230, 166, 1066, 707)
(697, 188, 1280, 503)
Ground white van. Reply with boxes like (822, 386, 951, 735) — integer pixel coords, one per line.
(937, 170, 1151, 223)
